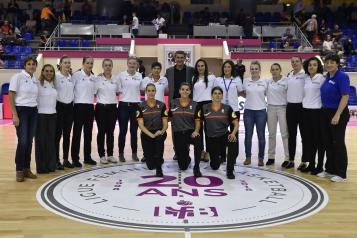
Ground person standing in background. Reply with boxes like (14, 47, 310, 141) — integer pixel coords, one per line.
(234, 59, 246, 82)
(132, 12, 139, 38)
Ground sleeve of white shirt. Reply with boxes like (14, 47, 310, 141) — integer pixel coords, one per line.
(116, 74, 123, 93)
(235, 77, 243, 92)
(163, 77, 169, 89)
(141, 77, 149, 91)
(242, 78, 247, 91)
(9, 74, 19, 92)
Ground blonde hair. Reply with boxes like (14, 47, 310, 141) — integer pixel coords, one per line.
(250, 60, 261, 70)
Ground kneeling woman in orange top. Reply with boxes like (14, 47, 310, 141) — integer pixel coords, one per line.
(137, 83, 168, 177)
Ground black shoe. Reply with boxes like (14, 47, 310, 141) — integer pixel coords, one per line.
(227, 173, 235, 179)
(63, 160, 75, 168)
(285, 161, 295, 169)
(73, 161, 82, 168)
(84, 158, 97, 165)
(311, 167, 323, 175)
(141, 157, 146, 162)
(37, 170, 49, 174)
(173, 154, 178, 161)
(266, 159, 275, 166)
(301, 165, 314, 173)
(281, 160, 289, 168)
(193, 167, 202, 177)
(156, 168, 163, 177)
(297, 163, 307, 171)
(56, 162, 64, 170)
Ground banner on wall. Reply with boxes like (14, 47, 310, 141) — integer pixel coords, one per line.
(164, 45, 194, 71)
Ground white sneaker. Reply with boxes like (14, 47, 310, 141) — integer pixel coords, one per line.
(317, 171, 334, 178)
(107, 156, 118, 163)
(330, 176, 347, 182)
(100, 156, 108, 164)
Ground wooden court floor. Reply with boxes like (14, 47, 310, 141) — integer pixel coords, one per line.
(0, 122, 356, 238)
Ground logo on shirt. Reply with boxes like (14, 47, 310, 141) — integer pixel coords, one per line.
(136, 110, 140, 118)
(171, 107, 179, 112)
(328, 80, 335, 85)
(204, 112, 211, 117)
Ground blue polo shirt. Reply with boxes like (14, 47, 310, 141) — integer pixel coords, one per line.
(320, 69, 350, 109)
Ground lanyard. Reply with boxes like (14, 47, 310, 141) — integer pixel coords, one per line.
(223, 77, 233, 94)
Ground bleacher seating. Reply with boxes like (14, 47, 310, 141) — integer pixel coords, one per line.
(349, 85, 357, 105)
(0, 83, 9, 104)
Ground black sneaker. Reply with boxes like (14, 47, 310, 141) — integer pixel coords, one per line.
(156, 168, 163, 177)
(297, 163, 307, 171)
(301, 165, 314, 173)
(84, 158, 97, 165)
(56, 162, 64, 170)
(266, 159, 275, 166)
(72, 161, 82, 168)
(119, 153, 126, 162)
(193, 167, 202, 177)
(311, 167, 323, 175)
(281, 160, 289, 168)
(63, 160, 75, 168)
(141, 157, 146, 162)
(227, 173, 235, 179)
(285, 161, 295, 169)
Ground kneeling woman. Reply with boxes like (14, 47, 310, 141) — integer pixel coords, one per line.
(169, 82, 203, 177)
(202, 87, 239, 179)
(137, 83, 168, 177)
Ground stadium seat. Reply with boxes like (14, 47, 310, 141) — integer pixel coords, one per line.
(0, 83, 10, 103)
(12, 46, 22, 55)
(81, 40, 90, 47)
(57, 39, 66, 47)
(14, 61, 22, 69)
(4, 45, 12, 54)
(23, 46, 32, 55)
(68, 39, 79, 47)
(348, 86, 357, 105)
(23, 32, 33, 40)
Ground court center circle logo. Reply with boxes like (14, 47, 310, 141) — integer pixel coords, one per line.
(37, 161, 328, 232)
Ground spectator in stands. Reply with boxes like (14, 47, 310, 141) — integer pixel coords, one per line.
(132, 12, 139, 38)
(22, 13, 37, 35)
(337, 51, 346, 68)
(242, 14, 253, 38)
(281, 28, 293, 49)
(332, 24, 343, 42)
(81, 0, 92, 21)
(1, 20, 10, 35)
(234, 59, 245, 82)
(41, 2, 56, 32)
(343, 36, 354, 56)
(7, 0, 19, 27)
(322, 34, 334, 55)
(0, 59, 3, 69)
(152, 13, 166, 34)
(25, 4, 34, 21)
(301, 14, 318, 44)
(121, 14, 130, 25)
(318, 19, 329, 40)
(63, 0, 72, 21)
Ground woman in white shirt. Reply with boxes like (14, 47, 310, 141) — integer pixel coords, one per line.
(213, 60, 243, 164)
(242, 61, 267, 166)
(301, 57, 325, 174)
(117, 56, 143, 162)
(8, 56, 38, 182)
(35, 64, 58, 174)
(285, 56, 307, 170)
(266, 63, 289, 166)
(71, 56, 96, 167)
(193, 59, 215, 162)
(55, 55, 74, 170)
(95, 59, 119, 164)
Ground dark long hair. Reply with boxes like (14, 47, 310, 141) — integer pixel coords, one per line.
(303, 56, 323, 76)
(221, 60, 237, 78)
(193, 59, 209, 88)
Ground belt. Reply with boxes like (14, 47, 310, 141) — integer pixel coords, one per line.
(119, 101, 139, 106)
(96, 103, 117, 107)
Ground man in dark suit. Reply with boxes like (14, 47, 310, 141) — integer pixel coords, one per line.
(165, 50, 194, 106)
(165, 50, 194, 160)
(234, 59, 246, 82)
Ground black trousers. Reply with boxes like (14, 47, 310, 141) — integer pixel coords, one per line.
(321, 107, 349, 178)
(35, 114, 57, 173)
(141, 132, 166, 170)
(172, 130, 203, 170)
(301, 108, 325, 168)
(71, 104, 94, 162)
(95, 103, 117, 157)
(197, 100, 211, 153)
(118, 102, 139, 154)
(286, 103, 307, 162)
(206, 133, 238, 174)
(55, 101, 73, 163)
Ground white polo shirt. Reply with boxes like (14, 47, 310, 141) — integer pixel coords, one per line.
(72, 69, 96, 104)
(132, 16, 139, 30)
(213, 76, 243, 112)
(243, 77, 267, 110)
(55, 72, 74, 104)
(142, 76, 168, 103)
(95, 75, 119, 104)
(302, 73, 324, 109)
(266, 76, 288, 106)
(117, 71, 143, 103)
(9, 70, 38, 107)
(193, 74, 216, 102)
(37, 80, 57, 114)
(287, 69, 305, 103)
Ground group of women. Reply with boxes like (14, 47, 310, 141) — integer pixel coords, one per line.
(9, 53, 350, 182)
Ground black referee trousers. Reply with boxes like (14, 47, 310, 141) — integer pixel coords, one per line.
(55, 101, 73, 163)
(172, 130, 203, 170)
(321, 107, 349, 178)
(206, 133, 238, 174)
(301, 108, 325, 168)
(35, 113, 57, 173)
(197, 100, 211, 152)
(141, 132, 166, 170)
(286, 102, 307, 162)
(95, 103, 117, 158)
(71, 104, 94, 162)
